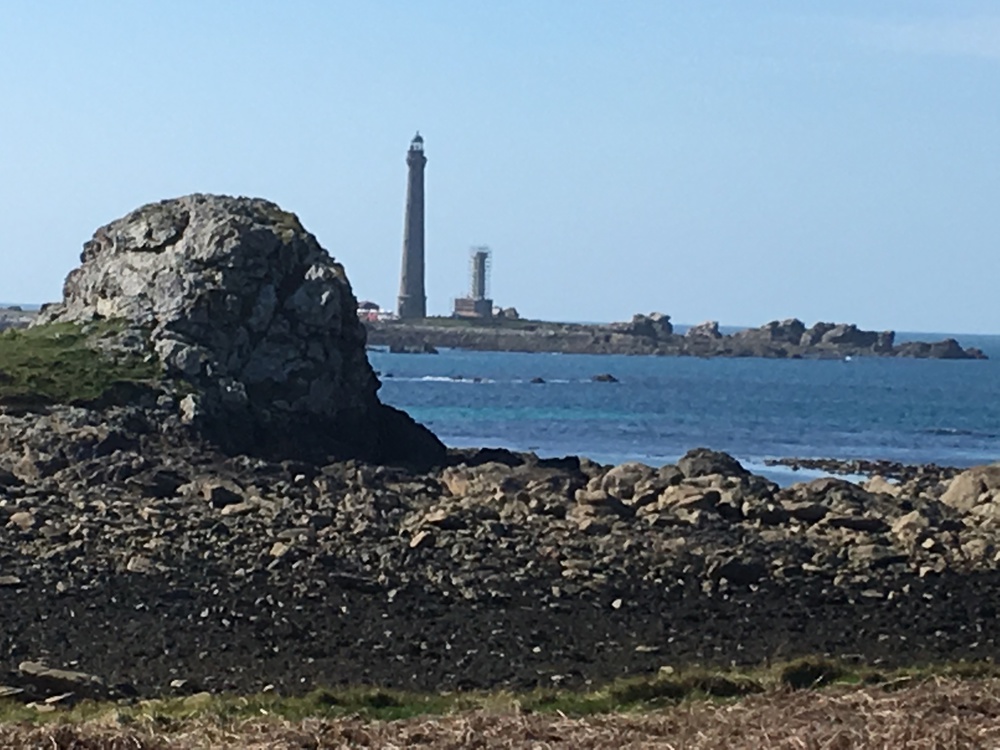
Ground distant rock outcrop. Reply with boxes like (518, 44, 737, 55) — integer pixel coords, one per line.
(37, 194, 445, 467)
(367, 315, 987, 360)
(728, 319, 898, 355)
(620, 312, 673, 338)
(894, 339, 986, 360)
(0, 308, 33, 332)
(685, 320, 722, 339)
(799, 322, 894, 352)
(734, 318, 807, 345)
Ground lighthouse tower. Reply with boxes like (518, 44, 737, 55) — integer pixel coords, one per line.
(397, 132, 427, 319)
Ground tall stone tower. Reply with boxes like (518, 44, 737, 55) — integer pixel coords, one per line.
(397, 132, 427, 319)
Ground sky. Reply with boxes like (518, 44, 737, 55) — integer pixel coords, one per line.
(1, 2, 998, 333)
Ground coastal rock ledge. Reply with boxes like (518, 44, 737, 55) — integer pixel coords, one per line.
(36, 193, 444, 466)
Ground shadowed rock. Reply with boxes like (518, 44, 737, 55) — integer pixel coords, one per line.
(678, 447, 750, 478)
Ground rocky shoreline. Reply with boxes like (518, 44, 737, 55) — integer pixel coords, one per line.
(365, 314, 988, 360)
(1, 194, 997, 707)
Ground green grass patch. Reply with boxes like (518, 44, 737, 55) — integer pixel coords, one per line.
(776, 656, 846, 690)
(0, 320, 160, 407)
(3, 658, 1000, 725)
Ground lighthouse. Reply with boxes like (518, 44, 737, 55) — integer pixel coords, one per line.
(396, 132, 427, 319)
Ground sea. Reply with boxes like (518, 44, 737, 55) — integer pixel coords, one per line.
(370, 331, 1000, 486)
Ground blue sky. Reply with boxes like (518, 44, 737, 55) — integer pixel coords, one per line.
(1, 1, 998, 333)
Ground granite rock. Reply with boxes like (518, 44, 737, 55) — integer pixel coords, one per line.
(36, 194, 444, 467)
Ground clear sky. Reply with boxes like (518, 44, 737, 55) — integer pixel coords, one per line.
(1, 1, 998, 333)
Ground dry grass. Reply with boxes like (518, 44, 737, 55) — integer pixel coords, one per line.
(4, 677, 1000, 749)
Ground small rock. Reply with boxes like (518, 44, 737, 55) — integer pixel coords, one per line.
(0, 469, 21, 489)
(126, 555, 153, 574)
(169, 678, 198, 694)
(200, 480, 244, 509)
(849, 544, 908, 570)
(750, 502, 789, 525)
(306, 513, 334, 530)
(574, 517, 611, 536)
(892, 511, 930, 537)
(601, 462, 656, 502)
(711, 558, 766, 586)
(131, 469, 187, 499)
(784, 502, 828, 524)
(865, 475, 902, 497)
(423, 508, 465, 531)
(18, 661, 106, 700)
(275, 527, 313, 542)
(826, 515, 889, 533)
(178, 394, 200, 424)
(962, 538, 994, 562)
(220, 501, 255, 517)
(44, 692, 77, 707)
(8, 511, 35, 531)
(409, 530, 433, 549)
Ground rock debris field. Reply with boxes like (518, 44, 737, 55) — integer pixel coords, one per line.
(3, 404, 1000, 701)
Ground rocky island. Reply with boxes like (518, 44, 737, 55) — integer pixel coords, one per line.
(366, 313, 988, 359)
(1, 194, 999, 716)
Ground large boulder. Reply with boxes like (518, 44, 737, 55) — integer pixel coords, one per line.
(677, 448, 749, 479)
(941, 464, 1000, 513)
(37, 194, 445, 467)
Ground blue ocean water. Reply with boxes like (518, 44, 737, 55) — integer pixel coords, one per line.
(371, 333, 1000, 484)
